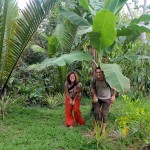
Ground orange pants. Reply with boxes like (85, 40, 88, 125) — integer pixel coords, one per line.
(65, 96, 85, 127)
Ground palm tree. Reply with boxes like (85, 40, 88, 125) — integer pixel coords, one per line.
(0, 0, 56, 98)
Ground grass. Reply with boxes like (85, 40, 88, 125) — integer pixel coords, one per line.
(0, 96, 150, 150)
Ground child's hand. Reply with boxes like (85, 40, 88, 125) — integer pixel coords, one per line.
(69, 98, 73, 105)
(72, 100, 75, 105)
(69, 99, 75, 105)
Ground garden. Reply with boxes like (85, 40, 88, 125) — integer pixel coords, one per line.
(0, 0, 150, 149)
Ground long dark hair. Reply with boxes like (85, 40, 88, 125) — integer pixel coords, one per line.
(66, 71, 79, 85)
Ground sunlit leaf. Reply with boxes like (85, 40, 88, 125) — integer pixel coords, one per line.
(101, 63, 130, 92)
(90, 10, 117, 52)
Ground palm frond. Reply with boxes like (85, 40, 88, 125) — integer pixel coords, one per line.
(0, 0, 9, 61)
(0, 0, 56, 93)
(0, 0, 18, 54)
(6, 0, 18, 38)
(56, 21, 78, 53)
(0, 0, 18, 75)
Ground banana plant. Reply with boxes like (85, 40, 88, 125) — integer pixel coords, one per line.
(29, 13, 80, 88)
(58, 0, 130, 92)
(30, 0, 150, 92)
(0, 0, 56, 98)
(58, 0, 150, 92)
(27, 0, 131, 92)
(28, 1, 95, 89)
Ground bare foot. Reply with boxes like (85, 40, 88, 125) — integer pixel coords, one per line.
(69, 126, 74, 129)
(100, 130, 106, 135)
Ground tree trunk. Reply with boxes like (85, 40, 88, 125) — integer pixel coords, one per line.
(126, 3, 133, 19)
(141, 0, 147, 44)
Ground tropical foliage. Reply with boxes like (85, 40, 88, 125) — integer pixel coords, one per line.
(0, 0, 56, 98)
(57, 0, 150, 93)
(0, 0, 149, 149)
(27, 0, 131, 92)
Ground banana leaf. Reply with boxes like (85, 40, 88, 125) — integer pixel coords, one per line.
(59, 7, 90, 26)
(27, 51, 93, 71)
(101, 63, 130, 92)
(90, 10, 117, 53)
(110, 55, 150, 62)
(117, 23, 150, 36)
(105, 0, 127, 15)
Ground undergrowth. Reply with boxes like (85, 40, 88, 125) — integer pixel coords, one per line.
(0, 95, 149, 150)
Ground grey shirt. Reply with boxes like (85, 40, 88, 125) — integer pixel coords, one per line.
(91, 77, 111, 100)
